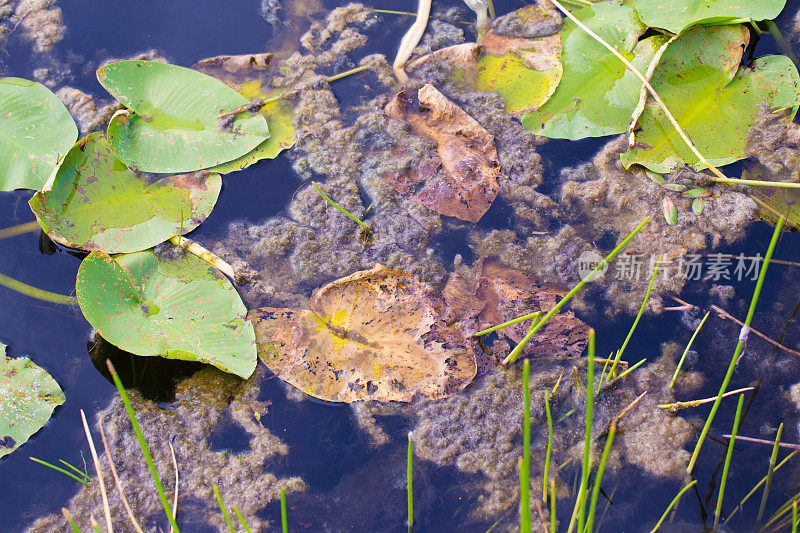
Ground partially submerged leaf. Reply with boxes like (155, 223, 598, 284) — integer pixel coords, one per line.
(0, 342, 65, 458)
(633, 0, 786, 34)
(76, 250, 257, 379)
(249, 264, 477, 403)
(444, 258, 589, 360)
(0, 77, 78, 191)
(383, 83, 500, 223)
(520, 1, 656, 139)
(621, 25, 800, 172)
(193, 53, 297, 174)
(98, 60, 270, 173)
(29, 133, 221, 253)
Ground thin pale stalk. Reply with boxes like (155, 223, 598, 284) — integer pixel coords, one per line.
(566, 474, 587, 533)
(687, 218, 784, 474)
(213, 484, 235, 532)
(0, 271, 77, 304)
(98, 423, 144, 533)
(607, 258, 660, 379)
(577, 330, 595, 533)
(0, 220, 39, 239)
(669, 311, 710, 388)
(281, 486, 289, 533)
(726, 435, 800, 450)
(392, 0, 432, 81)
(80, 410, 113, 533)
(504, 218, 649, 364)
(711, 304, 800, 358)
(649, 481, 697, 533)
(725, 450, 798, 524)
(521, 359, 532, 533)
(232, 507, 252, 533)
(714, 394, 745, 527)
(168, 443, 179, 533)
(312, 181, 372, 234)
(550, 480, 557, 533)
(757, 423, 784, 522)
(29, 457, 90, 487)
(62, 508, 82, 533)
(168, 236, 235, 280)
(543, 391, 553, 503)
(658, 387, 754, 410)
(106, 360, 179, 532)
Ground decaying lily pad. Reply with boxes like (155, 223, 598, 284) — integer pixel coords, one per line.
(193, 53, 297, 174)
(383, 84, 500, 223)
(29, 133, 222, 254)
(444, 258, 589, 360)
(0, 342, 65, 458)
(249, 264, 477, 403)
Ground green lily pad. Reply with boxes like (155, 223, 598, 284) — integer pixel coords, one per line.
(29, 133, 222, 254)
(520, 1, 658, 139)
(98, 60, 270, 173)
(0, 342, 66, 458)
(76, 250, 257, 379)
(0, 77, 78, 191)
(192, 54, 297, 174)
(621, 25, 800, 173)
(633, 0, 786, 34)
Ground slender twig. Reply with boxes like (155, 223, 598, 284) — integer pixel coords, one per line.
(714, 394, 745, 527)
(80, 410, 113, 533)
(213, 484, 235, 532)
(29, 457, 91, 487)
(711, 304, 800, 358)
(757, 423, 784, 523)
(312, 181, 372, 235)
(0, 271, 77, 304)
(725, 449, 798, 525)
(722, 435, 800, 451)
(98, 423, 144, 533)
(392, 0, 432, 82)
(106, 360, 180, 532)
(168, 443, 179, 533)
(687, 218, 784, 474)
(503, 218, 650, 364)
(649, 481, 697, 533)
(658, 387, 754, 411)
(669, 310, 710, 388)
(168, 235, 235, 280)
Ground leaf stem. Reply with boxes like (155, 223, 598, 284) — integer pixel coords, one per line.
(312, 181, 372, 235)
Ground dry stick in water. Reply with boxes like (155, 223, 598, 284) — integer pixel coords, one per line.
(710, 304, 800, 358)
(686, 217, 784, 475)
(547, 0, 800, 191)
(80, 410, 114, 533)
(658, 387, 754, 411)
(98, 422, 144, 533)
(392, 0, 432, 82)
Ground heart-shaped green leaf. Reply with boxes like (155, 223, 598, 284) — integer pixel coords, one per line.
(98, 60, 270, 173)
(633, 0, 786, 34)
(520, 1, 657, 139)
(76, 250, 257, 379)
(29, 133, 222, 253)
(621, 25, 800, 172)
(0, 77, 78, 191)
(0, 342, 65, 458)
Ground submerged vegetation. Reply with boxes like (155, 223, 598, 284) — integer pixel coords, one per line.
(3, 0, 800, 530)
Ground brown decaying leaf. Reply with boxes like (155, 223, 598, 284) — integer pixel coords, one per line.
(383, 83, 500, 223)
(249, 264, 477, 403)
(444, 258, 589, 359)
(193, 53, 272, 74)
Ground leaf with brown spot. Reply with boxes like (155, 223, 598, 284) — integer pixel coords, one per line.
(383, 84, 500, 223)
(249, 264, 477, 403)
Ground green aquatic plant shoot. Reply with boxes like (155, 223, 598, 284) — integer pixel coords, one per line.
(231, 507, 252, 533)
(758, 422, 785, 522)
(794, 501, 798, 533)
(0, 271, 77, 305)
(669, 310, 710, 388)
(106, 360, 180, 533)
(408, 431, 414, 531)
(521, 358, 531, 533)
(550, 479, 557, 533)
(649, 480, 697, 533)
(312, 181, 372, 235)
(62, 508, 82, 533)
(577, 329, 595, 533)
(503, 218, 649, 364)
(714, 393, 745, 527)
(726, 449, 798, 524)
(213, 484, 235, 532)
(687, 217, 784, 474)
(29, 457, 90, 487)
(281, 486, 289, 533)
(543, 391, 553, 504)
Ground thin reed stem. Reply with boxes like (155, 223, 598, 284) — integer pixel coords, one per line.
(232, 507, 252, 533)
(794, 501, 798, 533)
(757, 423, 784, 522)
(29, 457, 91, 487)
(62, 508, 82, 533)
(687, 218, 784, 474)
(213, 484, 235, 532)
(106, 360, 180, 532)
(168, 443, 179, 533)
(0, 271, 77, 304)
(550, 480, 557, 533)
(408, 431, 414, 530)
(577, 330, 595, 533)
(98, 423, 144, 533)
(59, 459, 90, 481)
(600, 359, 646, 391)
(543, 391, 553, 503)
(585, 420, 615, 532)
(714, 394, 745, 527)
(725, 450, 798, 524)
(669, 311, 710, 388)
(475, 311, 539, 337)
(373, 9, 416, 15)
(658, 387, 754, 410)
(312, 182, 372, 235)
(521, 359, 532, 533)
(281, 486, 289, 533)
(649, 481, 697, 533)
(0, 220, 39, 239)
(503, 218, 649, 364)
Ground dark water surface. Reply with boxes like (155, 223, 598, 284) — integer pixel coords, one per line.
(3, 0, 800, 531)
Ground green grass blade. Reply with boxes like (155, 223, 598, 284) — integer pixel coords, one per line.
(281, 486, 289, 533)
(550, 480, 557, 533)
(543, 391, 553, 503)
(59, 459, 91, 481)
(475, 311, 540, 337)
(725, 449, 798, 525)
(62, 508, 82, 533)
(757, 422, 784, 522)
(312, 181, 372, 234)
(669, 310, 711, 388)
(585, 421, 616, 533)
(649, 480, 697, 533)
(521, 359, 532, 533)
(793, 501, 798, 533)
(714, 394, 745, 527)
(231, 507, 252, 533)
(503, 218, 649, 364)
(578, 329, 595, 533)
(213, 484, 235, 532)
(106, 360, 180, 533)
(30, 457, 91, 487)
(687, 217, 784, 474)
(408, 431, 414, 530)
